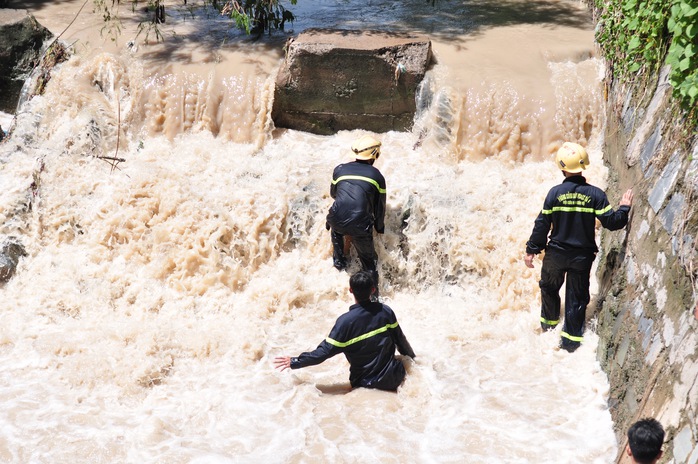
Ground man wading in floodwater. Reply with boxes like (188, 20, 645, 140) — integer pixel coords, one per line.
(325, 135, 386, 287)
(274, 271, 415, 391)
(524, 142, 633, 352)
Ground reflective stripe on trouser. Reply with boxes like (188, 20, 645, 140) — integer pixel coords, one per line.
(539, 248, 595, 348)
(540, 316, 559, 330)
(330, 230, 378, 275)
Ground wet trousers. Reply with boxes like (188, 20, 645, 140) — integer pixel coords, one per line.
(539, 248, 595, 351)
(331, 230, 377, 279)
(357, 358, 406, 391)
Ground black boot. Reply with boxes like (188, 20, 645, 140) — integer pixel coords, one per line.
(559, 339, 580, 353)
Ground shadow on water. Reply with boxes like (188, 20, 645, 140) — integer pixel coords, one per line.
(442, 0, 592, 30)
(136, 29, 285, 67)
(123, 5, 288, 65)
(6, 0, 77, 11)
(135, 0, 593, 64)
(7, 0, 593, 63)
(287, 0, 593, 44)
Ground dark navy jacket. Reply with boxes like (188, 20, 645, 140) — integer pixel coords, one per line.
(526, 175, 630, 255)
(326, 161, 386, 236)
(290, 301, 415, 390)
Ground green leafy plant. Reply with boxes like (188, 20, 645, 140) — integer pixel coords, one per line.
(93, 0, 296, 41)
(666, 0, 698, 109)
(218, 0, 296, 36)
(93, 0, 124, 40)
(593, 0, 698, 115)
(594, 0, 670, 78)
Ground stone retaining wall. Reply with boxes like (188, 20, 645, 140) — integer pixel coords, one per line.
(595, 65, 698, 463)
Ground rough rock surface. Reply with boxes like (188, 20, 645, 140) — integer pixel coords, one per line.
(0, 238, 26, 282)
(272, 29, 432, 135)
(0, 9, 52, 114)
(594, 64, 698, 463)
(0, 9, 52, 81)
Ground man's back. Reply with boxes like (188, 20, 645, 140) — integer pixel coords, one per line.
(327, 161, 386, 235)
(329, 302, 414, 388)
(292, 300, 414, 390)
(527, 175, 629, 254)
(275, 271, 415, 391)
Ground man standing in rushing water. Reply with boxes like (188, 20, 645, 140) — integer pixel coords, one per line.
(274, 271, 415, 391)
(325, 135, 386, 285)
(524, 142, 633, 352)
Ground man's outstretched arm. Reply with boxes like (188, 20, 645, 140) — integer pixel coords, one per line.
(274, 356, 291, 371)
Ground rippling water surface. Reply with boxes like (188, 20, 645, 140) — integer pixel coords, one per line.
(0, 1, 618, 462)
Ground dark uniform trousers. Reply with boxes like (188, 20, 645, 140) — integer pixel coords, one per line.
(331, 230, 378, 278)
(539, 248, 595, 351)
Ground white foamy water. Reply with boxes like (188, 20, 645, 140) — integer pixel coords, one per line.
(0, 1, 618, 462)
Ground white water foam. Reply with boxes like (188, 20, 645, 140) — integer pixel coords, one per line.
(0, 1, 619, 462)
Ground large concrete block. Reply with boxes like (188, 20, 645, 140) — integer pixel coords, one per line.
(272, 29, 432, 135)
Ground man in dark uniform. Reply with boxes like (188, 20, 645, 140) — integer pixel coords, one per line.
(525, 142, 633, 352)
(274, 271, 415, 391)
(326, 135, 386, 283)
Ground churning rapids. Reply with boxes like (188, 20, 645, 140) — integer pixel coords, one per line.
(1, 0, 619, 462)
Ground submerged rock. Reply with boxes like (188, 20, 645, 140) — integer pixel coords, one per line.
(0, 237, 26, 282)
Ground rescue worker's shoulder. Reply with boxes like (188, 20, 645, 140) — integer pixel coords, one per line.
(379, 303, 399, 320)
(333, 162, 351, 173)
(578, 183, 610, 202)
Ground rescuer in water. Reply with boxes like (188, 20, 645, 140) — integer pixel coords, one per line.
(326, 135, 386, 286)
(274, 271, 415, 391)
(524, 142, 634, 352)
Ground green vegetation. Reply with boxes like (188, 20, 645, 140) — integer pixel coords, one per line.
(210, 0, 296, 35)
(667, 1, 698, 109)
(593, 0, 698, 114)
(93, 0, 296, 41)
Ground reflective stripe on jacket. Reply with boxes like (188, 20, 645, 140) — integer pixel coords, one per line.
(326, 161, 386, 236)
(290, 301, 415, 389)
(526, 175, 630, 254)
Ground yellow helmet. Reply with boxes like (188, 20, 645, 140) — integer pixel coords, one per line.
(555, 142, 589, 173)
(351, 135, 381, 161)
